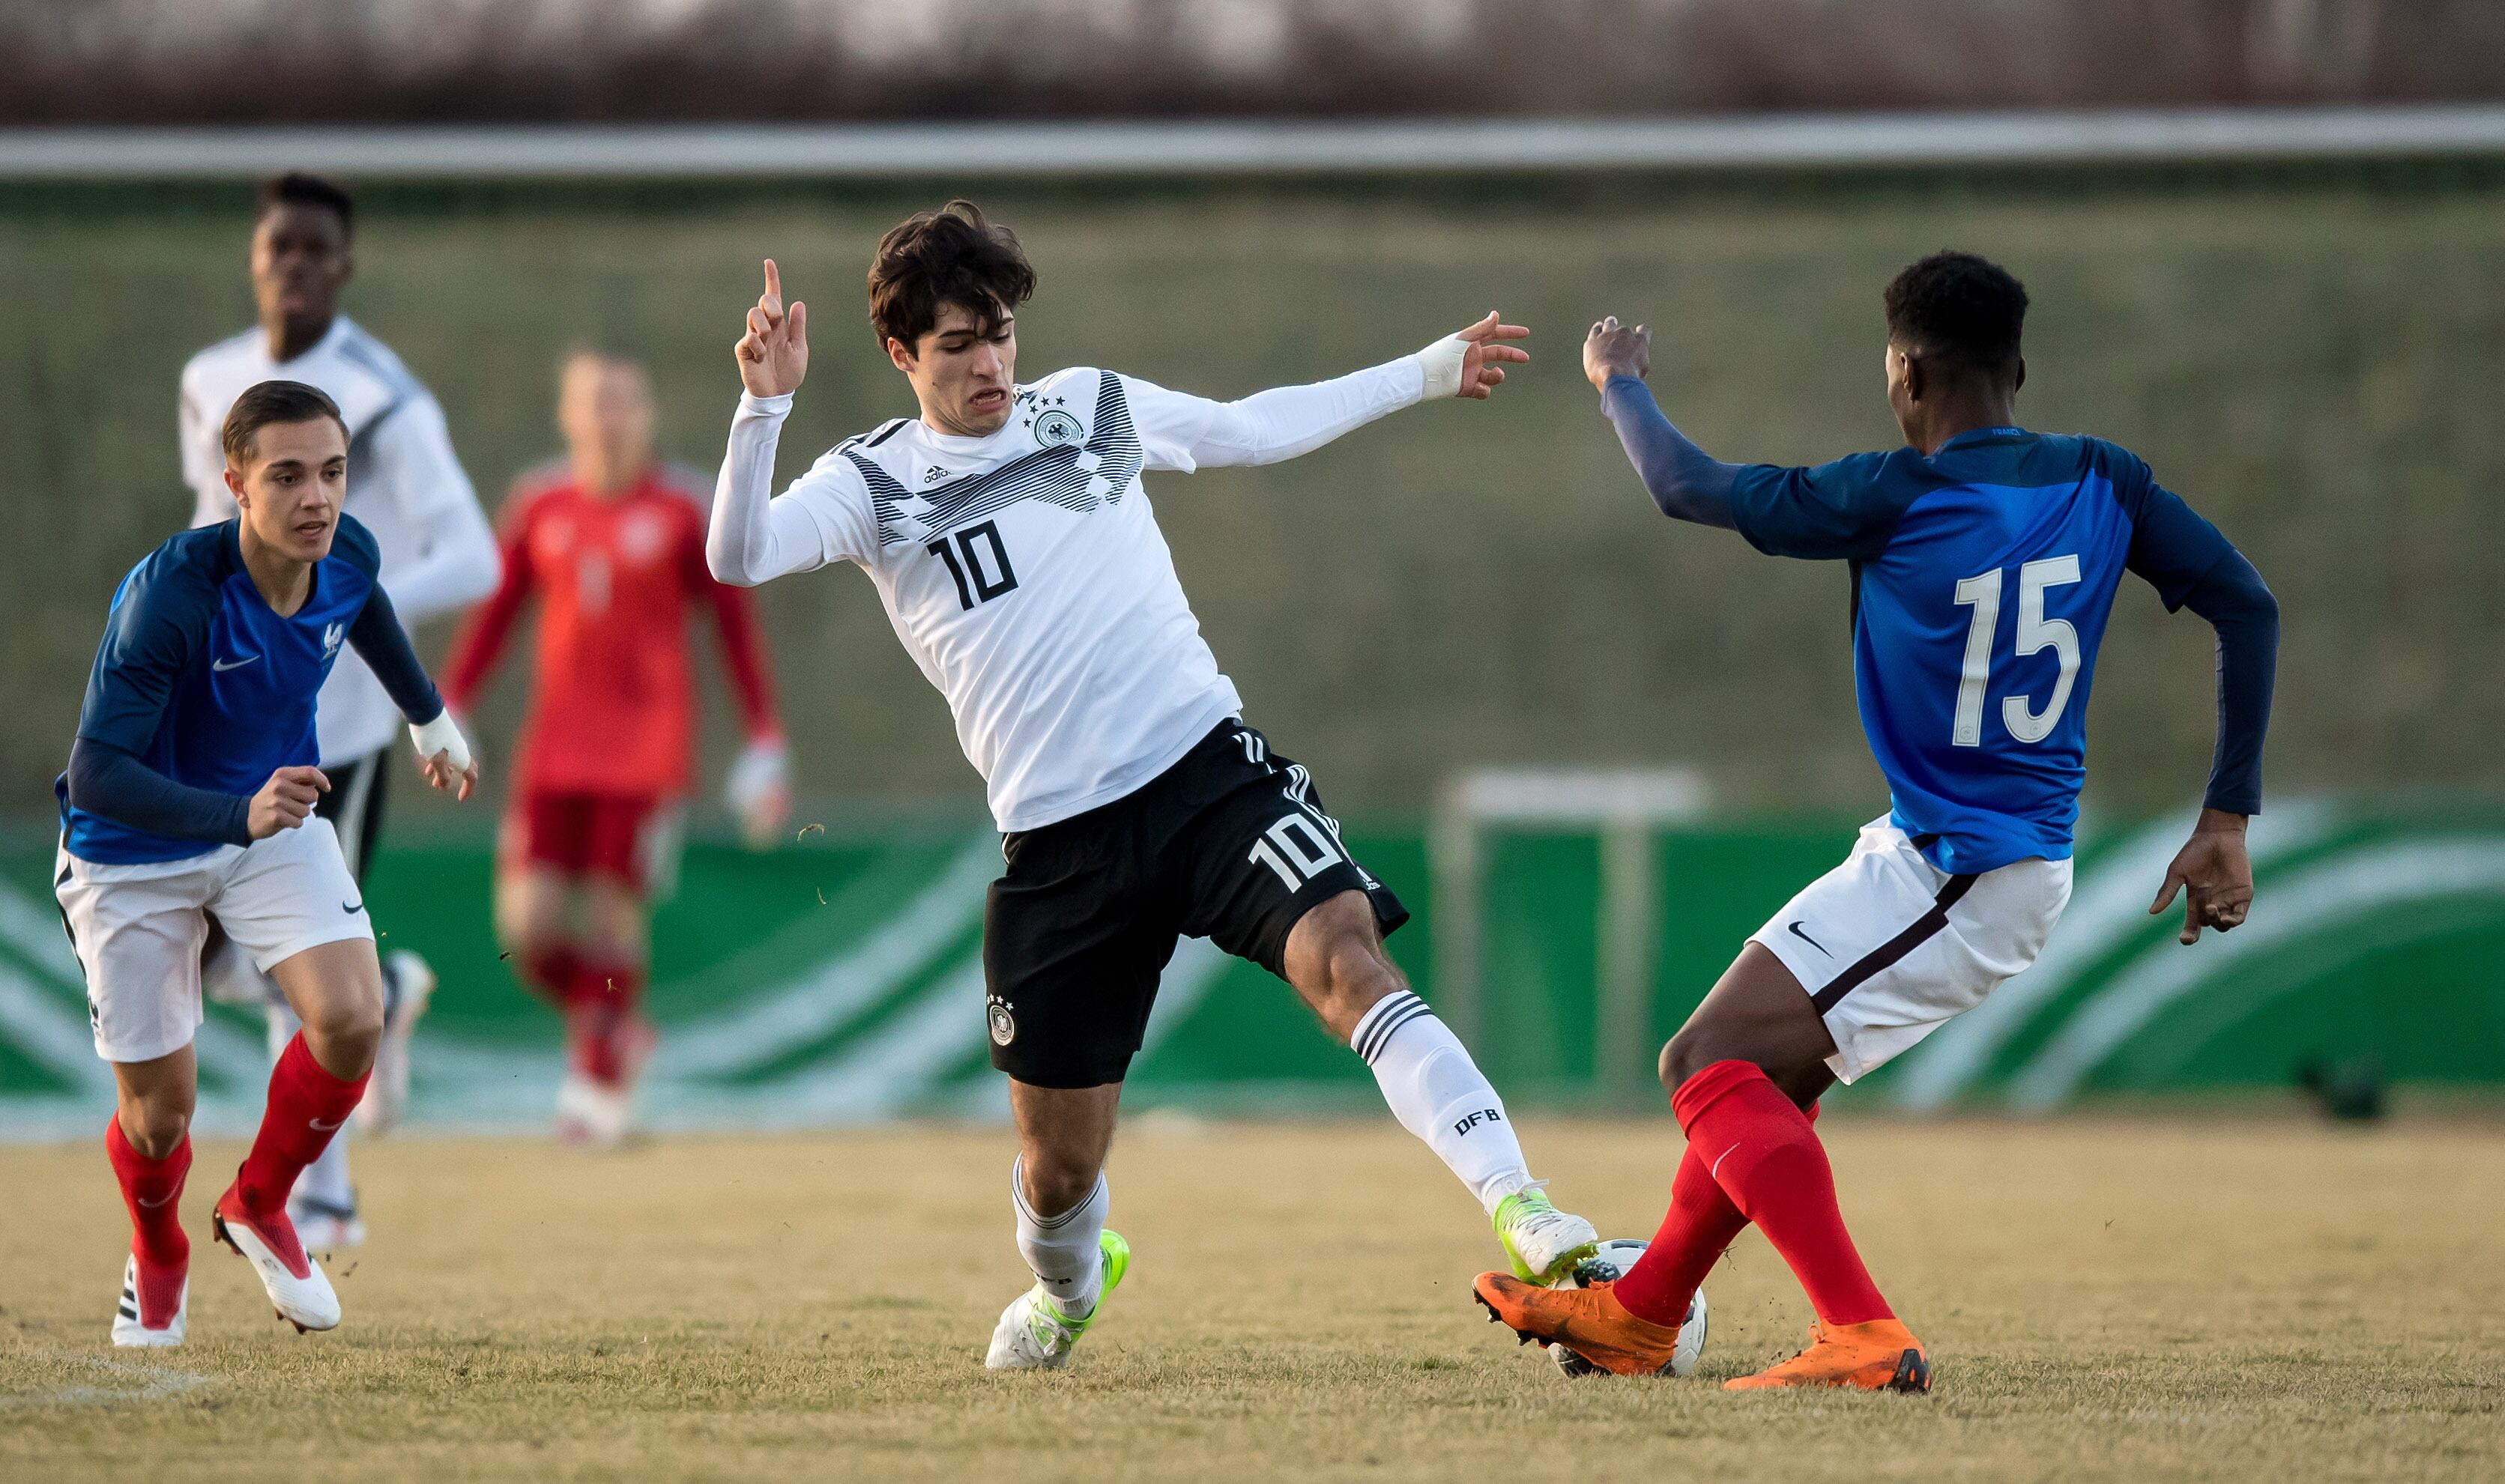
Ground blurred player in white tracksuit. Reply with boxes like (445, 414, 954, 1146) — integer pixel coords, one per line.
(181, 173, 499, 1250)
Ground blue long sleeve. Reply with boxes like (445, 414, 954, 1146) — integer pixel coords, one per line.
(2177, 549, 2278, 817)
(346, 581, 445, 727)
(65, 737, 252, 847)
(1599, 375, 1742, 530)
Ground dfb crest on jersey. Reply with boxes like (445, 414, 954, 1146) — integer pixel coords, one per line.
(1032, 409, 1083, 448)
(321, 622, 346, 659)
(986, 996, 1018, 1047)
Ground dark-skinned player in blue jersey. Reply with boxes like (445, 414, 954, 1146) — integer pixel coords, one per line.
(1475, 252, 2279, 1393)
(54, 381, 479, 1348)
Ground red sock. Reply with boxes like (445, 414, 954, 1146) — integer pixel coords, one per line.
(519, 944, 580, 1011)
(1670, 1060, 1890, 1326)
(1615, 1100, 1822, 1327)
(567, 960, 643, 1085)
(236, 1033, 369, 1215)
(106, 1117, 191, 1265)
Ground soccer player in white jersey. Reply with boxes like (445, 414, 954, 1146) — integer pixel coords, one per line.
(179, 174, 500, 1250)
(710, 201, 1600, 1369)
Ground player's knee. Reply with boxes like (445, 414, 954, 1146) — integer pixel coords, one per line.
(581, 920, 645, 969)
(507, 923, 566, 972)
(301, 993, 384, 1064)
(1659, 1025, 1764, 1092)
(1021, 1153, 1101, 1219)
(1658, 1034, 1713, 1094)
(118, 1101, 191, 1159)
(1290, 893, 1400, 1023)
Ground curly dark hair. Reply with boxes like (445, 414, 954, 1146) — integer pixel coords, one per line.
(1883, 251, 2028, 381)
(257, 172, 354, 240)
(866, 199, 1037, 351)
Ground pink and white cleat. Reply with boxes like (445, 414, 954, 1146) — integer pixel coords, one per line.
(110, 1252, 187, 1348)
(212, 1181, 339, 1333)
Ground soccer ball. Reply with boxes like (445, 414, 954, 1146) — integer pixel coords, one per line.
(1550, 1238, 1708, 1378)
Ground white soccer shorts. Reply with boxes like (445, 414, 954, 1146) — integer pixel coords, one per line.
(1750, 815, 2073, 1084)
(55, 819, 375, 1064)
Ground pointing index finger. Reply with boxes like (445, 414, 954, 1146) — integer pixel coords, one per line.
(763, 258, 782, 303)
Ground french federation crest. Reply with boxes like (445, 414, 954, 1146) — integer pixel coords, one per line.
(322, 621, 346, 659)
(1032, 408, 1083, 448)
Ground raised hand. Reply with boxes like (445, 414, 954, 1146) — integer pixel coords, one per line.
(1451, 311, 1530, 400)
(737, 258, 809, 398)
(249, 765, 328, 839)
(1417, 312, 1529, 402)
(2149, 808, 2255, 945)
(1583, 315, 1652, 391)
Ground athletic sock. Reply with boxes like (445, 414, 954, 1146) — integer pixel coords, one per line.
(1010, 1159, 1108, 1319)
(520, 944, 580, 1011)
(259, 1005, 357, 1214)
(1614, 1100, 1821, 1327)
(1350, 990, 1534, 1214)
(569, 960, 644, 1086)
(1670, 1059, 1890, 1326)
(236, 1032, 370, 1217)
(106, 1117, 190, 1265)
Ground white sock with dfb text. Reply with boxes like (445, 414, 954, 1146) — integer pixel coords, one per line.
(1011, 1159, 1108, 1319)
(1350, 991, 1533, 1214)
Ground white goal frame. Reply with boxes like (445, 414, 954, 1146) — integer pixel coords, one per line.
(1427, 767, 1711, 1102)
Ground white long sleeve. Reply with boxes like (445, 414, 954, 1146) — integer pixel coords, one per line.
(368, 396, 499, 621)
(1135, 354, 1427, 473)
(710, 391, 850, 585)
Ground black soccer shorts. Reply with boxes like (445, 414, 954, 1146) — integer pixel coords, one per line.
(982, 719, 1408, 1088)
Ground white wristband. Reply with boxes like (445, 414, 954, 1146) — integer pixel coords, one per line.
(1414, 333, 1471, 402)
(409, 710, 471, 773)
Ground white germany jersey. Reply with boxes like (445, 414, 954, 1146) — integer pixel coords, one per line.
(181, 318, 498, 763)
(722, 359, 1424, 831)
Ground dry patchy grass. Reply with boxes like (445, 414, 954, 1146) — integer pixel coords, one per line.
(1, 1117, 2500, 1482)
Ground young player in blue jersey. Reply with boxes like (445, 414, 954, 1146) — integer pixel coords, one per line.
(54, 381, 479, 1347)
(1475, 252, 2279, 1392)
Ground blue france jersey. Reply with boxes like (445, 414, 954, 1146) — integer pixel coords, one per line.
(61, 518, 387, 864)
(1729, 428, 2237, 873)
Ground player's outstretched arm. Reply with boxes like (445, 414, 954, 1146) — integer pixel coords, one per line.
(710, 259, 836, 587)
(1164, 312, 1528, 470)
(1586, 317, 1741, 530)
(2132, 502, 2279, 944)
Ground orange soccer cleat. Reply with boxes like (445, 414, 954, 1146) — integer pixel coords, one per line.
(1472, 1272, 1687, 1377)
(1723, 1318, 1930, 1393)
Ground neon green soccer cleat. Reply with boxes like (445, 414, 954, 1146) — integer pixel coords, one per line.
(1493, 1185, 1600, 1285)
(985, 1229, 1131, 1370)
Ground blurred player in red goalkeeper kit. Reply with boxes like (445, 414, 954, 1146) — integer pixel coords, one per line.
(441, 349, 789, 1145)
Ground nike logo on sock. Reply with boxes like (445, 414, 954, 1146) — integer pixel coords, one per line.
(342, 900, 366, 915)
(1787, 921, 1831, 956)
(211, 655, 260, 672)
(309, 1116, 348, 1132)
(136, 1190, 179, 1208)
